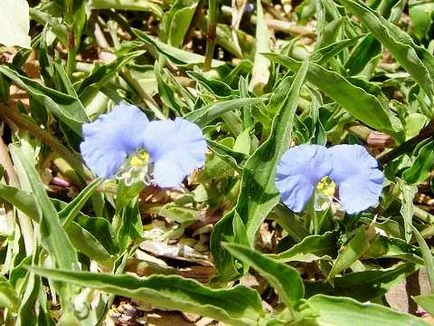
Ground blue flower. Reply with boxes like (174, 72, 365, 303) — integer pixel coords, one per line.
(142, 118, 208, 188)
(80, 103, 149, 179)
(276, 145, 332, 213)
(328, 145, 383, 214)
(80, 104, 207, 187)
(275, 144, 383, 214)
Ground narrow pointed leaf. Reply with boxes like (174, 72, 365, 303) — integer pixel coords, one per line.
(306, 263, 419, 302)
(249, 0, 270, 94)
(274, 231, 338, 263)
(133, 29, 223, 67)
(0, 275, 20, 311)
(185, 98, 263, 127)
(28, 268, 266, 326)
(223, 243, 304, 306)
(59, 178, 103, 228)
(10, 144, 78, 270)
(305, 294, 428, 326)
(328, 225, 376, 283)
(0, 183, 40, 222)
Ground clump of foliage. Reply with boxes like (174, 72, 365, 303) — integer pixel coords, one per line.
(0, 0, 433, 325)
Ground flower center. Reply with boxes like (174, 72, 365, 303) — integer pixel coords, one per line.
(316, 176, 336, 197)
(314, 176, 336, 211)
(130, 151, 150, 168)
(116, 150, 151, 186)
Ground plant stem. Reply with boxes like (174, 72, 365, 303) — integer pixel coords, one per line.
(377, 119, 434, 165)
(271, 204, 308, 242)
(220, 5, 316, 37)
(120, 70, 166, 119)
(347, 124, 395, 148)
(204, 0, 218, 71)
(66, 32, 77, 76)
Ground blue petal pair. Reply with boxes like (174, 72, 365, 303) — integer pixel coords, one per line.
(80, 103, 207, 188)
(275, 144, 383, 214)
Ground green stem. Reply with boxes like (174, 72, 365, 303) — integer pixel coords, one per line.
(66, 32, 77, 76)
(204, 0, 218, 71)
(377, 119, 434, 165)
(414, 206, 434, 225)
(96, 250, 132, 325)
(120, 70, 166, 119)
(272, 204, 333, 277)
(271, 204, 309, 242)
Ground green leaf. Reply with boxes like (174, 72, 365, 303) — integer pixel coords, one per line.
(133, 29, 223, 67)
(403, 140, 434, 185)
(211, 59, 309, 281)
(10, 144, 78, 271)
(28, 268, 266, 326)
(249, 0, 270, 94)
(306, 263, 418, 302)
(187, 71, 234, 98)
(0, 274, 20, 311)
(223, 243, 305, 307)
(0, 0, 30, 48)
(232, 214, 249, 248)
(265, 53, 397, 134)
(413, 294, 434, 316)
(274, 231, 338, 263)
(75, 215, 119, 255)
(206, 138, 246, 172)
(53, 61, 78, 97)
(304, 294, 428, 326)
(398, 179, 418, 243)
(328, 225, 376, 283)
(0, 65, 88, 136)
(0, 183, 40, 222)
(409, 0, 434, 40)
(142, 203, 199, 224)
(185, 98, 263, 127)
(16, 262, 41, 325)
(412, 226, 434, 291)
(66, 222, 114, 266)
(344, 35, 382, 75)
(88, 0, 163, 17)
(315, 16, 345, 51)
(312, 36, 364, 66)
(78, 50, 145, 95)
(117, 199, 143, 251)
(59, 179, 103, 228)
(9, 142, 80, 318)
(340, 0, 434, 101)
(165, 0, 198, 48)
(365, 235, 424, 264)
(29, 8, 67, 46)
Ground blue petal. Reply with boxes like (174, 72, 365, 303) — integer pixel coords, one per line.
(329, 144, 383, 214)
(143, 118, 207, 187)
(276, 145, 332, 212)
(80, 103, 149, 178)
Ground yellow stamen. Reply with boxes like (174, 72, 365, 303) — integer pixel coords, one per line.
(130, 151, 149, 167)
(317, 176, 336, 197)
(130, 156, 143, 167)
